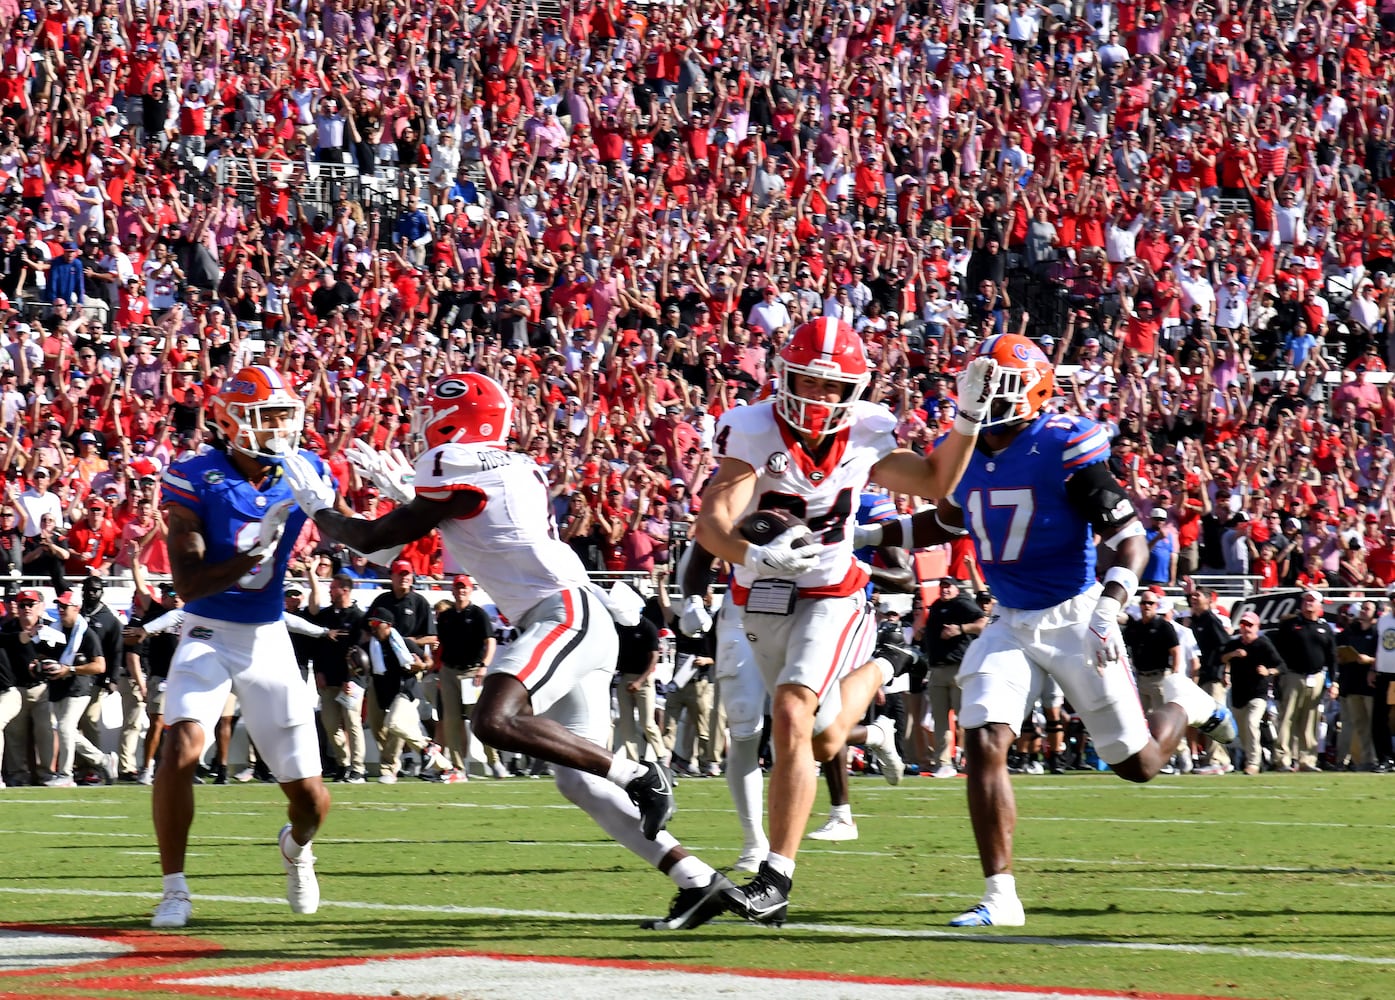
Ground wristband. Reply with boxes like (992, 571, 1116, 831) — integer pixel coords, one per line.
(1102, 566, 1140, 605)
(895, 512, 915, 547)
(953, 411, 983, 437)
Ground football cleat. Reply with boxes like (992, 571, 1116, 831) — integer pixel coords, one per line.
(151, 891, 192, 929)
(625, 760, 676, 839)
(806, 817, 859, 841)
(279, 824, 320, 915)
(376, 771, 398, 784)
(1198, 705, 1237, 745)
(642, 873, 735, 931)
(722, 861, 792, 926)
(873, 640, 916, 678)
(949, 896, 1026, 927)
(931, 765, 960, 779)
(867, 717, 905, 785)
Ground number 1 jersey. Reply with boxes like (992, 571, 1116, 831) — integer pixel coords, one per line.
(413, 444, 592, 622)
(946, 414, 1111, 611)
(715, 400, 898, 596)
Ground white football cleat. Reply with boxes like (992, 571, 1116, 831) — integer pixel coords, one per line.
(136, 766, 154, 786)
(423, 743, 453, 774)
(279, 824, 320, 915)
(377, 770, 398, 784)
(490, 761, 510, 779)
(867, 717, 905, 785)
(931, 765, 959, 779)
(151, 891, 192, 929)
(949, 896, 1026, 927)
(806, 817, 859, 841)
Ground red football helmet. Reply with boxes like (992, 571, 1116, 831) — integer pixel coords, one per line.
(208, 365, 304, 458)
(974, 333, 1056, 429)
(773, 318, 870, 437)
(414, 372, 513, 449)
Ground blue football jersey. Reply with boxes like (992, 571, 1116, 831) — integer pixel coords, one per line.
(161, 447, 331, 624)
(946, 414, 1111, 611)
(855, 491, 899, 597)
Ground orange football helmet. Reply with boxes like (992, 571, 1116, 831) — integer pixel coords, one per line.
(773, 318, 870, 437)
(208, 365, 305, 459)
(973, 333, 1055, 429)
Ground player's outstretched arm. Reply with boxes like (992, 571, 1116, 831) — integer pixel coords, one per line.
(677, 540, 719, 599)
(868, 543, 915, 594)
(692, 457, 759, 569)
(165, 504, 263, 604)
(856, 503, 967, 551)
(309, 492, 484, 554)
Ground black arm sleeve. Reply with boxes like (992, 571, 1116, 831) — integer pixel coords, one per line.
(1063, 460, 1138, 537)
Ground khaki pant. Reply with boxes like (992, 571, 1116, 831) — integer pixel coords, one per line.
(1275, 672, 1325, 769)
(381, 693, 432, 772)
(1234, 696, 1268, 772)
(46, 694, 105, 779)
(3, 684, 50, 782)
(366, 685, 397, 774)
(926, 665, 961, 770)
(79, 686, 106, 749)
(439, 665, 500, 772)
(319, 686, 366, 772)
(116, 676, 145, 775)
(1339, 694, 1375, 767)
(663, 675, 716, 767)
(616, 674, 664, 763)
(1200, 680, 1232, 769)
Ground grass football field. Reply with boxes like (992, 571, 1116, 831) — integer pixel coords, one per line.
(1, 771, 1392, 1000)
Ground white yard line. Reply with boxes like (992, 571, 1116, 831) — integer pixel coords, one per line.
(1, 885, 1390, 966)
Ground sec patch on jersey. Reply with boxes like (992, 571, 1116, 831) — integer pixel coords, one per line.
(738, 509, 813, 547)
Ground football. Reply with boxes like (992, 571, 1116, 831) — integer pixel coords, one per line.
(738, 509, 813, 547)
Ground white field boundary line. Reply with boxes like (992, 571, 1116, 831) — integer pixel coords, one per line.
(1, 886, 1390, 966)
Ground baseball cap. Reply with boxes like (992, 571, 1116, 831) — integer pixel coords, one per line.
(366, 607, 395, 626)
(284, 586, 304, 597)
(939, 576, 964, 587)
(389, 559, 414, 575)
(54, 590, 77, 607)
(1150, 507, 1168, 519)
(452, 574, 473, 586)
(15, 589, 42, 604)
(79, 432, 97, 443)
(1238, 611, 1260, 626)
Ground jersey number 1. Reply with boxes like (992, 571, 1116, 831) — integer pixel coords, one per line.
(964, 488, 1034, 563)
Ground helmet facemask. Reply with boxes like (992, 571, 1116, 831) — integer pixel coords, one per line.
(775, 356, 869, 438)
(980, 364, 1037, 430)
(226, 399, 305, 461)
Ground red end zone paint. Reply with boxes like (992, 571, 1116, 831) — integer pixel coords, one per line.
(0, 923, 220, 978)
(72, 948, 1252, 1000)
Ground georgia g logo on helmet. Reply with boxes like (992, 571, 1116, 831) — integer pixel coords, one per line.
(414, 373, 514, 449)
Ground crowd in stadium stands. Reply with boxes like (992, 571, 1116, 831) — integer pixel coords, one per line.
(4, 0, 1395, 783)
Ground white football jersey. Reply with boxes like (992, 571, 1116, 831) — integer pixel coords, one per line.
(715, 399, 897, 593)
(414, 444, 591, 621)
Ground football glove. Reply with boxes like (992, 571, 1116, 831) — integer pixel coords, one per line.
(1086, 595, 1126, 672)
(347, 440, 416, 503)
(280, 451, 338, 517)
(243, 499, 294, 566)
(742, 525, 820, 579)
(679, 595, 713, 637)
(955, 357, 1000, 423)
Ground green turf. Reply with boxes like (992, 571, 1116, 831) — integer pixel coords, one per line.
(2, 771, 1393, 1000)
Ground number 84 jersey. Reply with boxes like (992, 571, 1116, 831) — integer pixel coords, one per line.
(946, 413, 1110, 611)
(716, 400, 898, 596)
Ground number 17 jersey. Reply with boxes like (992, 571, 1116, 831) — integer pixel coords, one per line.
(947, 413, 1111, 611)
(715, 400, 898, 596)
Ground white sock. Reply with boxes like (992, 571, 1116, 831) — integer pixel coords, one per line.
(765, 851, 796, 879)
(605, 754, 648, 787)
(873, 657, 895, 687)
(864, 718, 888, 747)
(725, 734, 768, 855)
(281, 826, 310, 861)
(1161, 673, 1220, 728)
(986, 873, 1017, 900)
(667, 854, 717, 890)
(829, 802, 853, 824)
(163, 872, 189, 897)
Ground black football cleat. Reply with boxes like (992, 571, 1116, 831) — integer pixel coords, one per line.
(874, 640, 916, 678)
(721, 861, 791, 926)
(625, 760, 676, 839)
(642, 873, 735, 930)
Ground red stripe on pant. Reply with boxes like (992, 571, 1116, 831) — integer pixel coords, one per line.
(816, 605, 865, 699)
(515, 590, 576, 686)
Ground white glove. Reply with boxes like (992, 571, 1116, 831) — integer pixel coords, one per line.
(1086, 596, 1126, 672)
(679, 595, 713, 637)
(743, 525, 820, 579)
(852, 521, 884, 549)
(955, 357, 1000, 423)
(243, 499, 294, 564)
(280, 450, 338, 516)
(347, 440, 416, 503)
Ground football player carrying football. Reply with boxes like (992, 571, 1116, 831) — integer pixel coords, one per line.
(693, 317, 997, 925)
(152, 366, 334, 929)
(277, 372, 736, 931)
(859, 333, 1238, 928)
